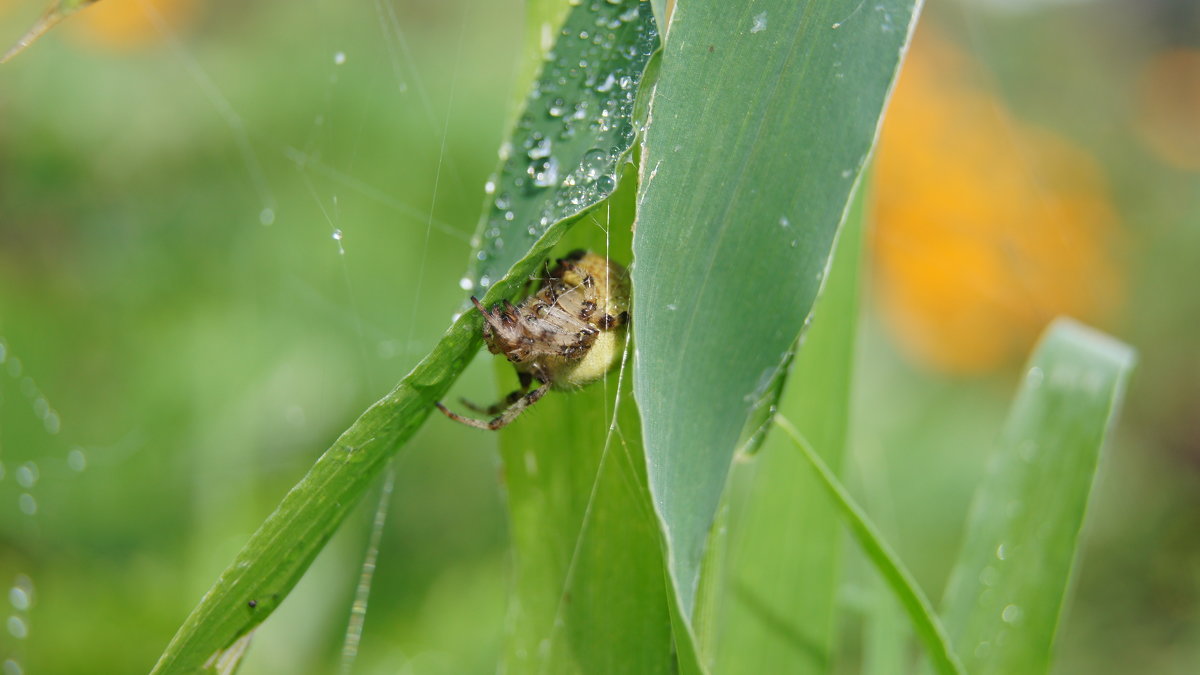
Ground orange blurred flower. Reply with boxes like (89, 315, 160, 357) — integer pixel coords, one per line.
(871, 28, 1123, 374)
(66, 0, 196, 50)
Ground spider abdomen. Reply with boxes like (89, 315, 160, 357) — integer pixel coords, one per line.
(476, 250, 629, 389)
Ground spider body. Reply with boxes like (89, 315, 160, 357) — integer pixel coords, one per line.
(438, 250, 630, 430)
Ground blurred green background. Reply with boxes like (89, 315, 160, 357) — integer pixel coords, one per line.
(0, 0, 1196, 673)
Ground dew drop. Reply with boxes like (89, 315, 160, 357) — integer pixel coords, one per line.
(484, 179, 496, 195)
(595, 174, 616, 194)
(528, 157, 560, 187)
(6, 616, 27, 640)
(333, 51, 346, 65)
(779, 216, 790, 228)
(479, 275, 492, 288)
(17, 494, 36, 516)
(458, 277, 474, 291)
(996, 543, 1007, 560)
(1001, 604, 1022, 624)
(1027, 366, 1044, 388)
(259, 207, 276, 226)
(67, 448, 87, 472)
(595, 72, 616, 92)
(751, 12, 768, 33)
(15, 463, 37, 489)
(580, 148, 608, 180)
(8, 587, 29, 611)
(527, 136, 553, 160)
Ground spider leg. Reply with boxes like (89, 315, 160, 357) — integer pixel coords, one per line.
(459, 387, 526, 415)
(436, 380, 552, 431)
(483, 381, 552, 430)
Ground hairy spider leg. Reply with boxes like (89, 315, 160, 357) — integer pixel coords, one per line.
(436, 380, 552, 431)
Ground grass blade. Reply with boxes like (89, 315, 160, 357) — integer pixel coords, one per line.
(939, 319, 1136, 673)
(774, 416, 965, 675)
(2, 0, 100, 64)
(632, 0, 921, 629)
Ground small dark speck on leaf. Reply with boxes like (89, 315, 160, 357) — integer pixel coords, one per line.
(248, 600, 258, 608)
(707, 45, 714, 53)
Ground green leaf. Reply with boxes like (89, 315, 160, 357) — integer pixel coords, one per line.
(465, 0, 659, 296)
(939, 319, 1136, 674)
(775, 417, 965, 675)
(712, 182, 868, 674)
(631, 0, 920, 626)
(151, 2, 662, 671)
(2, 0, 101, 64)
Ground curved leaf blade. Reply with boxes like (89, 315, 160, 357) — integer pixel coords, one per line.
(940, 319, 1136, 674)
(632, 0, 921, 622)
(775, 418, 966, 675)
(466, 0, 659, 293)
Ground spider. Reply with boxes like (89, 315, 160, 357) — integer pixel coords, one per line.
(437, 250, 630, 430)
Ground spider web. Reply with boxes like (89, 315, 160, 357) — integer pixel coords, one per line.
(0, 0, 643, 671)
(125, 0, 623, 672)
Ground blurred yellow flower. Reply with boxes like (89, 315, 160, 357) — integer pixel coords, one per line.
(871, 29, 1123, 374)
(66, 0, 196, 50)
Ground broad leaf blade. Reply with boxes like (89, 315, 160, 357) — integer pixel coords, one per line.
(152, 2, 661, 671)
(940, 319, 1135, 673)
(714, 185, 868, 673)
(632, 0, 920, 623)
